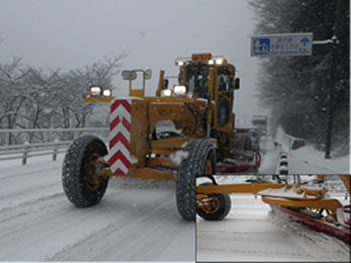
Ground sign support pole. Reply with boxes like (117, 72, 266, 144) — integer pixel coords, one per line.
(324, 37, 338, 159)
(324, 0, 342, 159)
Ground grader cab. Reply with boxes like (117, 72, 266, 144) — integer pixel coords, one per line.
(62, 53, 260, 221)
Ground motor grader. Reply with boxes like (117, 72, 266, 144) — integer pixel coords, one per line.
(62, 53, 260, 220)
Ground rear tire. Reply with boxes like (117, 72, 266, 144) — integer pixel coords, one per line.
(176, 139, 216, 221)
(196, 182, 231, 220)
(62, 135, 109, 207)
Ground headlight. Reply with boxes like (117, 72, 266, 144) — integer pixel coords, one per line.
(90, 86, 102, 96)
(175, 59, 185, 66)
(161, 89, 172, 96)
(208, 59, 214, 65)
(174, 85, 186, 95)
(102, 89, 112, 97)
(215, 58, 223, 65)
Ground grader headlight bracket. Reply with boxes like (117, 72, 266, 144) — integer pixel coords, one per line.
(121, 69, 152, 98)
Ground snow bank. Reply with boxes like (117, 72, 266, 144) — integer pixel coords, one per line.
(274, 125, 302, 152)
(289, 145, 350, 173)
(275, 125, 350, 173)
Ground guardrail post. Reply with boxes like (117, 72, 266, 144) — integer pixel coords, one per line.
(22, 146, 28, 165)
(53, 145, 57, 161)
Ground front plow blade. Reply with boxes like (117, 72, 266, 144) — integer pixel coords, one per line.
(271, 205, 350, 245)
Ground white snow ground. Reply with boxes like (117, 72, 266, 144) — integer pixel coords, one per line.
(258, 135, 280, 174)
(288, 145, 350, 174)
(197, 182, 350, 262)
(0, 155, 195, 261)
(258, 130, 349, 174)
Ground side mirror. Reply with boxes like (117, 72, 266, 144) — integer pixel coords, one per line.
(145, 69, 152, 80)
(122, 70, 137, 80)
(235, 78, 240, 90)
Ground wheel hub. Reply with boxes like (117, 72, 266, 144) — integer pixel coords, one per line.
(198, 195, 220, 214)
(85, 153, 102, 191)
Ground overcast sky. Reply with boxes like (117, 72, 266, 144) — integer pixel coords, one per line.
(0, 0, 269, 126)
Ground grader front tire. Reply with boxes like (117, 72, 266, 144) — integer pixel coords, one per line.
(62, 135, 109, 208)
(196, 183, 231, 221)
(176, 139, 216, 221)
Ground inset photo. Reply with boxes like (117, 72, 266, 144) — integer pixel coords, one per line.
(196, 175, 350, 262)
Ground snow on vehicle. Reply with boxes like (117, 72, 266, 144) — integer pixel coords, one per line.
(196, 175, 351, 244)
(62, 53, 261, 221)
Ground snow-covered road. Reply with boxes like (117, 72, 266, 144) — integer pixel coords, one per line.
(0, 133, 349, 261)
(197, 193, 350, 262)
(0, 156, 195, 261)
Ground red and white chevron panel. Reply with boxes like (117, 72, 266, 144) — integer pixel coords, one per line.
(108, 99, 134, 176)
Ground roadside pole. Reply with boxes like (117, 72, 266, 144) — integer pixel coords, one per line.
(324, 0, 342, 159)
(324, 37, 338, 159)
(312, 37, 339, 159)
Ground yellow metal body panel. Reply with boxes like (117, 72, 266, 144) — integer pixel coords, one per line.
(261, 196, 342, 214)
(196, 183, 286, 194)
(127, 167, 176, 181)
(151, 149, 180, 155)
(130, 100, 149, 166)
(151, 136, 192, 151)
(85, 96, 115, 103)
(129, 89, 145, 98)
(148, 157, 178, 169)
(97, 164, 175, 181)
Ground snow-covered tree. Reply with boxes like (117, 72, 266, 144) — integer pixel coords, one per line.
(0, 52, 126, 144)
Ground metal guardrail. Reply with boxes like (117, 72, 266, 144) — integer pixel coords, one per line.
(0, 141, 72, 165)
(0, 128, 109, 165)
(0, 128, 109, 133)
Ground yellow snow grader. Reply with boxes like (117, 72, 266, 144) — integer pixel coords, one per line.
(196, 175, 350, 244)
(62, 53, 260, 220)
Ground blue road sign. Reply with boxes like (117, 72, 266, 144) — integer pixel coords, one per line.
(251, 33, 313, 57)
(253, 38, 270, 55)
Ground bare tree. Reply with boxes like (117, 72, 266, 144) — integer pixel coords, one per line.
(0, 52, 127, 144)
